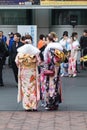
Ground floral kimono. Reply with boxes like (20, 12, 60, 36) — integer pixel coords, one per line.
(15, 44, 40, 111)
(40, 63, 62, 110)
(41, 43, 63, 110)
(68, 40, 80, 77)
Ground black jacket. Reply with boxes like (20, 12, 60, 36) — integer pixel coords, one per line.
(0, 39, 7, 60)
(39, 45, 46, 61)
(10, 41, 23, 62)
(79, 36, 87, 49)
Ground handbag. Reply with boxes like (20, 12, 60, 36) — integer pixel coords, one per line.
(44, 69, 55, 76)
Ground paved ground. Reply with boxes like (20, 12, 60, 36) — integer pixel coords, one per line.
(1, 111, 87, 130)
(0, 65, 87, 130)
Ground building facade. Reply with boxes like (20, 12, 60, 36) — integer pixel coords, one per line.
(0, 4, 87, 41)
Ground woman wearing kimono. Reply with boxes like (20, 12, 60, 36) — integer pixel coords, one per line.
(42, 32, 64, 110)
(15, 35, 40, 111)
(68, 32, 80, 77)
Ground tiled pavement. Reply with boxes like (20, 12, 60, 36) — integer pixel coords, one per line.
(0, 66, 87, 130)
(0, 111, 87, 130)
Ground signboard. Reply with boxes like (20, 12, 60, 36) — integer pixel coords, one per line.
(41, 0, 87, 6)
(17, 25, 37, 46)
(0, 0, 86, 6)
(0, 0, 40, 5)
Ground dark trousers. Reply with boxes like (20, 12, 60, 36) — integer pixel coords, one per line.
(8, 51, 12, 67)
(81, 48, 87, 67)
(12, 61, 18, 83)
(0, 60, 4, 84)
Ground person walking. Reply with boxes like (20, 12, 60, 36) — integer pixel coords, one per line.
(10, 33, 23, 84)
(15, 35, 41, 111)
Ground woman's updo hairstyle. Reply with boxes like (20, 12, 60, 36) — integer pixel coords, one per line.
(48, 32, 58, 42)
(48, 33, 55, 42)
(50, 32, 58, 39)
(25, 34, 32, 41)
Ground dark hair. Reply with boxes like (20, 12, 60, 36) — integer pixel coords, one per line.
(0, 31, 3, 33)
(39, 34, 45, 40)
(71, 32, 78, 41)
(63, 31, 68, 36)
(14, 33, 21, 38)
(84, 30, 87, 33)
(21, 36, 26, 41)
(71, 32, 78, 37)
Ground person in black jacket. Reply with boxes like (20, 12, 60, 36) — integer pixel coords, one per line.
(79, 30, 87, 69)
(0, 38, 7, 86)
(11, 33, 23, 84)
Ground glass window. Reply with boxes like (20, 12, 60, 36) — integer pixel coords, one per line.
(51, 9, 87, 25)
(0, 9, 32, 25)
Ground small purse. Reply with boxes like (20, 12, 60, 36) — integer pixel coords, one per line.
(44, 69, 55, 76)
